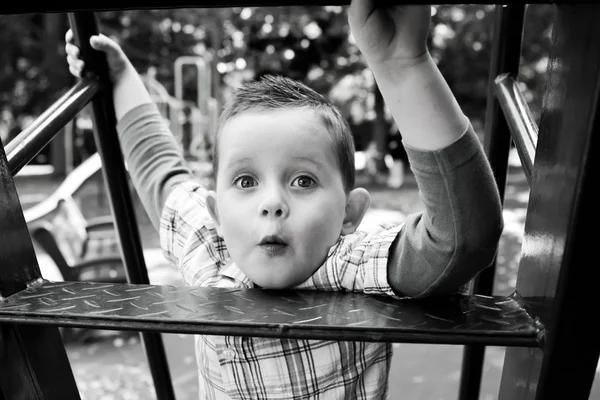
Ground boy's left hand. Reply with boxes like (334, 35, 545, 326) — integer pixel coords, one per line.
(348, 0, 432, 65)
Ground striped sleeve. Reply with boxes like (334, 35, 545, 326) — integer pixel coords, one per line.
(296, 224, 407, 299)
(159, 181, 229, 286)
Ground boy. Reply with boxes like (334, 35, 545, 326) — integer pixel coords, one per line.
(65, 1, 503, 398)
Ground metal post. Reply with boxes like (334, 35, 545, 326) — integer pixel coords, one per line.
(0, 137, 81, 399)
(499, 4, 600, 399)
(68, 12, 176, 400)
(458, 4, 525, 400)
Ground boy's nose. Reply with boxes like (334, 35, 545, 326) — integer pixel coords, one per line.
(261, 207, 285, 218)
(261, 202, 289, 218)
(259, 191, 289, 219)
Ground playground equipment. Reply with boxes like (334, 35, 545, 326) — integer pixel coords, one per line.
(22, 153, 128, 284)
(144, 56, 218, 163)
(0, 3, 597, 400)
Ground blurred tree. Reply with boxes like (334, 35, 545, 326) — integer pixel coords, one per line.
(431, 4, 554, 125)
(0, 13, 72, 166)
(0, 5, 554, 167)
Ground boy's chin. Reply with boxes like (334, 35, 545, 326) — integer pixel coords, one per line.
(249, 273, 308, 290)
(251, 279, 295, 290)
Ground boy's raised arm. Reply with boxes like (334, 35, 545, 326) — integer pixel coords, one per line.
(349, 1, 504, 297)
(65, 30, 195, 231)
(348, 3, 467, 150)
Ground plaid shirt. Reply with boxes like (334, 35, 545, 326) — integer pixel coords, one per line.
(160, 181, 405, 400)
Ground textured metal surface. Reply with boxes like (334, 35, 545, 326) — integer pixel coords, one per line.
(0, 281, 540, 346)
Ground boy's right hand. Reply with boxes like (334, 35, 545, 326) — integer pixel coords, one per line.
(348, 0, 431, 67)
(65, 29, 130, 83)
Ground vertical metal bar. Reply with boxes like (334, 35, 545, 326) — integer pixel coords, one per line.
(0, 325, 82, 400)
(499, 4, 600, 400)
(67, 12, 176, 400)
(0, 138, 81, 399)
(0, 144, 42, 298)
(458, 4, 525, 400)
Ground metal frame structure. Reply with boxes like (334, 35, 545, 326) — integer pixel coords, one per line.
(0, 2, 598, 400)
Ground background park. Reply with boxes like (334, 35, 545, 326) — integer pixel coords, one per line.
(2, 4, 598, 399)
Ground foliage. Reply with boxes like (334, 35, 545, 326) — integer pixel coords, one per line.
(0, 5, 554, 152)
(0, 14, 72, 142)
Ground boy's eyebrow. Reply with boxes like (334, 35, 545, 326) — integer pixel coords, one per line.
(292, 156, 324, 169)
(225, 156, 325, 170)
(224, 157, 252, 170)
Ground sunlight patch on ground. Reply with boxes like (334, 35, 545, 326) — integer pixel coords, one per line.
(502, 208, 527, 237)
(358, 208, 405, 231)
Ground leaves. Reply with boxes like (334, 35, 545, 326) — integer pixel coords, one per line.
(0, 5, 554, 147)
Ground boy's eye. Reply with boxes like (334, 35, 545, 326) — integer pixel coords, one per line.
(234, 176, 257, 188)
(291, 175, 316, 188)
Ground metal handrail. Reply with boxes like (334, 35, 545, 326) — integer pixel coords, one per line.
(6, 78, 101, 176)
(494, 72, 539, 185)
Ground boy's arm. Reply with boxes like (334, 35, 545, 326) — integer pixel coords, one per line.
(65, 31, 195, 230)
(116, 103, 195, 231)
(106, 52, 195, 231)
(349, 2, 504, 297)
(373, 56, 504, 297)
(386, 124, 504, 297)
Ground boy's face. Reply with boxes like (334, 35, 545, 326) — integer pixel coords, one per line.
(207, 108, 357, 289)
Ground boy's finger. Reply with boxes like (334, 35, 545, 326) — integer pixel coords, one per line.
(65, 29, 73, 44)
(90, 35, 113, 51)
(66, 54, 84, 69)
(69, 65, 81, 79)
(65, 43, 79, 58)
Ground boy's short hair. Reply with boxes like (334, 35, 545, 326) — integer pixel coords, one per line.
(212, 75, 355, 192)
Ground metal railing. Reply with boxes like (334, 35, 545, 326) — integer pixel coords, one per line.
(495, 73, 539, 185)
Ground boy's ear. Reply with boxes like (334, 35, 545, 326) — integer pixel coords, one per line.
(342, 188, 371, 235)
(205, 190, 222, 235)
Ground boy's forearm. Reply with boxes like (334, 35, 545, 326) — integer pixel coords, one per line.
(369, 52, 468, 151)
(107, 62, 194, 231)
(117, 103, 195, 231)
(386, 126, 504, 297)
(111, 63, 154, 121)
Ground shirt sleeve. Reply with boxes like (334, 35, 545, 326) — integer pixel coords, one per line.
(295, 224, 406, 299)
(387, 123, 505, 298)
(116, 103, 196, 231)
(159, 181, 231, 287)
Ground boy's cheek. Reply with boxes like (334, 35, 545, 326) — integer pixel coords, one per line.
(300, 214, 343, 247)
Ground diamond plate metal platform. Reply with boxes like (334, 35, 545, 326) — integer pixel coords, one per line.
(0, 280, 541, 346)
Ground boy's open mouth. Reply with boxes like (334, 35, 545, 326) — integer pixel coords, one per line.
(259, 235, 288, 255)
